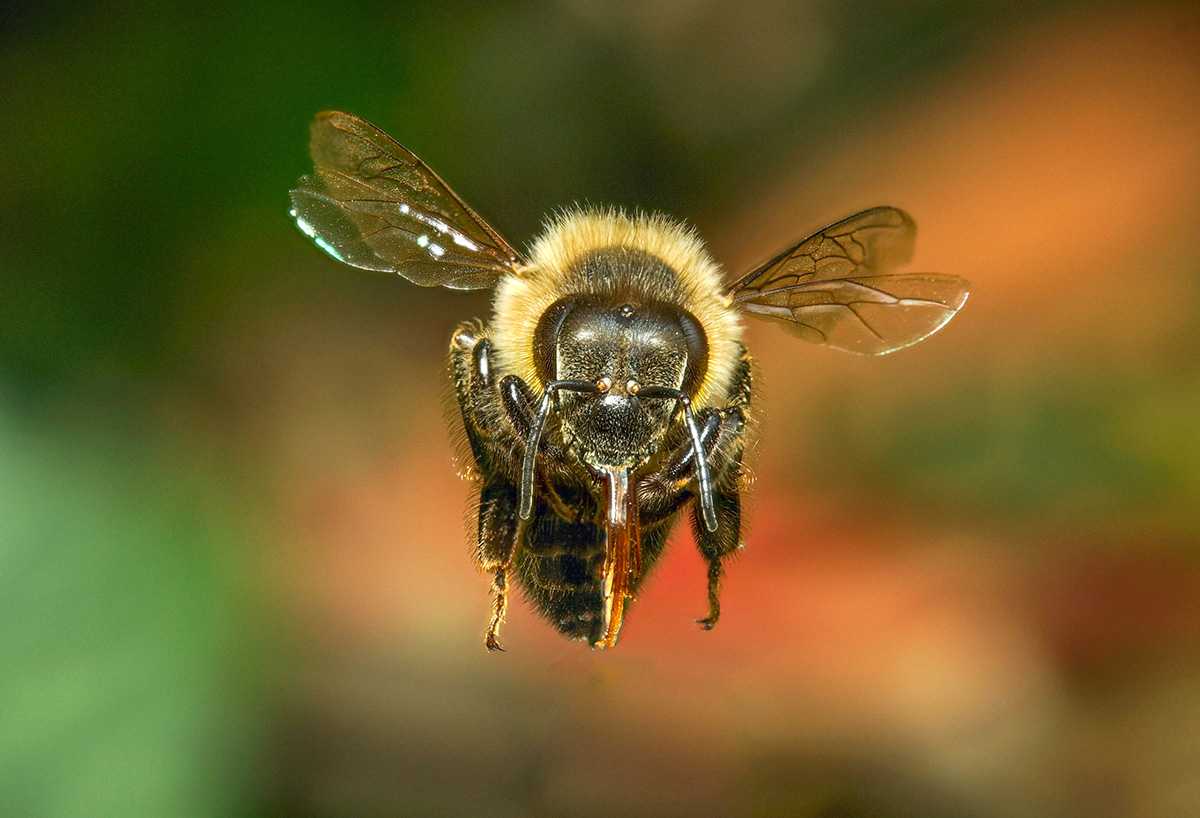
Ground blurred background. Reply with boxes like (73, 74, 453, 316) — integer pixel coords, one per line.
(4, 1, 1199, 816)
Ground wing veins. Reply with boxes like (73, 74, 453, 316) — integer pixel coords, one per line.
(301, 181, 506, 265)
(317, 114, 519, 262)
(724, 207, 968, 354)
(734, 277, 961, 311)
(726, 207, 914, 294)
(842, 303, 886, 341)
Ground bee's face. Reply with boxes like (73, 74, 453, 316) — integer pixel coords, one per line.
(548, 300, 702, 468)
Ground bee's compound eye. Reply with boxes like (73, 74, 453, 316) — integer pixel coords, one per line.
(618, 304, 636, 318)
(595, 376, 613, 393)
(626, 379, 641, 396)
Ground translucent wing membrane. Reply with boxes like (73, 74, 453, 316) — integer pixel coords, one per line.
(289, 110, 520, 289)
(728, 207, 969, 354)
(737, 273, 969, 354)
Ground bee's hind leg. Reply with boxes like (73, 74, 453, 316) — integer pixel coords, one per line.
(692, 488, 741, 629)
(694, 408, 747, 630)
(685, 405, 750, 630)
(485, 568, 509, 652)
(478, 480, 521, 652)
(643, 405, 746, 630)
(692, 347, 752, 630)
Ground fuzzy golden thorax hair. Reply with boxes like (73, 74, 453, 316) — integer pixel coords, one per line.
(491, 209, 742, 409)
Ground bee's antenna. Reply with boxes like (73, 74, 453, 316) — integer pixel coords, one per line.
(637, 386, 719, 532)
(519, 380, 599, 520)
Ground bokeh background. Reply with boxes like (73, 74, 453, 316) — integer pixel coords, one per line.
(4, 2, 1200, 816)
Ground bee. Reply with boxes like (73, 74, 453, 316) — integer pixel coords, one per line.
(290, 111, 969, 650)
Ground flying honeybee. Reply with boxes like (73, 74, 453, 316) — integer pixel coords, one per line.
(290, 111, 969, 651)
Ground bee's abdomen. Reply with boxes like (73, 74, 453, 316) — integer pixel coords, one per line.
(514, 507, 673, 645)
(515, 511, 605, 642)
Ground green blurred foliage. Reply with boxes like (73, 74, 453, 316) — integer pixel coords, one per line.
(0, 411, 263, 818)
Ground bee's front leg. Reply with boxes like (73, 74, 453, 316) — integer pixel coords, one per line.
(497, 374, 537, 437)
(497, 374, 574, 497)
(450, 324, 525, 651)
(663, 408, 726, 484)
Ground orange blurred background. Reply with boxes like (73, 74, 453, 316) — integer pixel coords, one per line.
(5, 3, 1199, 817)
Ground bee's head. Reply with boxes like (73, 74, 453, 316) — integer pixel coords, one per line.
(534, 296, 708, 469)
